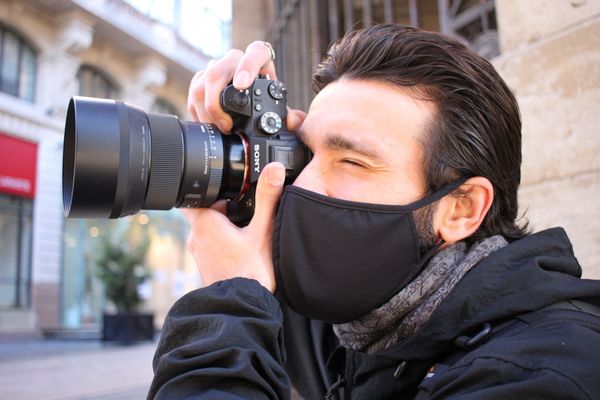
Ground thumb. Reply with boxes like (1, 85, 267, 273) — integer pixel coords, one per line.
(286, 108, 307, 132)
(249, 162, 286, 235)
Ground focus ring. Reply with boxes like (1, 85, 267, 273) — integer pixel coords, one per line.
(144, 114, 184, 209)
(202, 125, 224, 206)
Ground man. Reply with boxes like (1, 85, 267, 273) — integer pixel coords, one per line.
(148, 25, 600, 399)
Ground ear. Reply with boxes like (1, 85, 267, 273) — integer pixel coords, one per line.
(433, 177, 494, 245)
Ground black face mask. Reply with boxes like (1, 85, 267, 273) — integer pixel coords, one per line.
(272, 180, 465, 324)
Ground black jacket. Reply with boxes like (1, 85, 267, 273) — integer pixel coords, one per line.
(148, 228, 600, 399)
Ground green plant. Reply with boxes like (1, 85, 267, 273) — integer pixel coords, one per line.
(95, 225, 150, 313)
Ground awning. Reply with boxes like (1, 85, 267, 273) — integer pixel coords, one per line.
(0, 132, 38, 198)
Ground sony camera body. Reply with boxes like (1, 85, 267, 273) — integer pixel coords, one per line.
(220, 76, 307, 216)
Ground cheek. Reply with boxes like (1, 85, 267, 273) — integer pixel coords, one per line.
(292, 160, 362, 199)
(333, 174, 423, 205)
(322, 172, 388, 203)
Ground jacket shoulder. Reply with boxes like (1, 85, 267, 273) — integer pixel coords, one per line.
(422, 305, 600, 399)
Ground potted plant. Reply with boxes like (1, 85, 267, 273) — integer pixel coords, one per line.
(95, 224, 154, 344)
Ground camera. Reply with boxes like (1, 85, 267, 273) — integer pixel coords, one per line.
(62, 76, 309, 223)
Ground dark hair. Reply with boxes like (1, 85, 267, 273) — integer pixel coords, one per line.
(313, 24, 528, 242)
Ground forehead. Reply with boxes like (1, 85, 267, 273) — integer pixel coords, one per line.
(301, 79, 436, 152)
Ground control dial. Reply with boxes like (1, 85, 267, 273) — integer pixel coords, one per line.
(260, 111, 283, 134)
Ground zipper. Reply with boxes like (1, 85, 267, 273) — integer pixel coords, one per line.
(325, 374, 345, 400)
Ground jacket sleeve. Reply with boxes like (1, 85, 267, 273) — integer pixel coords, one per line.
(147, 278, 291, 400)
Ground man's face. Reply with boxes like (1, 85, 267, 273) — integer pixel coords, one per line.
(294, 78, 436, 205)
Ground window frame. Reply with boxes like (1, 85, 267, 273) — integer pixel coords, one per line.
(76, 64, 120, 99)
(0, 194, 33, 309)
(0, 24, 37, 102)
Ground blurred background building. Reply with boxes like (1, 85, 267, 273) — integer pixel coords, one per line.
(232, 0, 600, 276)
(1, 0, 598, 337)
(0, 0, 230, 335)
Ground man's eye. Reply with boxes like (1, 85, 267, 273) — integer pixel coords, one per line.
(341, 159, 366, 168)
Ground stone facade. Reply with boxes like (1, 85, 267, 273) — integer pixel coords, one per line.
(494, 0, 600, 278)
(0, 0, 209, 333)
(232, 0, 271, 50)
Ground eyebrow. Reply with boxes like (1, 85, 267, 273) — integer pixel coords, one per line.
(296, 129, 383, 160)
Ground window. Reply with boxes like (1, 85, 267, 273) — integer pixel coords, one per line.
(0, 25, 37, 102)
(76, 65, 119, 98)
(0, 195, 33, 308)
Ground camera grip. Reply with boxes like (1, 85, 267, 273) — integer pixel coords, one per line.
(226, 187, 255, 227)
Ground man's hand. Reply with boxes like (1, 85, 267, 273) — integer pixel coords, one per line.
(187, 41, 306, 132)
(182, 41, 306, 292)
(182, 162, 285, 293)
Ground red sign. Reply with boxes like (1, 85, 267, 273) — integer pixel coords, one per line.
(0, 133, 37, 198)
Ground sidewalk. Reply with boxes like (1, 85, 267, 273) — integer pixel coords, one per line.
(0, 337, 156, 400)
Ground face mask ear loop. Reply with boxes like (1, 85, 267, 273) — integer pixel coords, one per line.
(413, 238, 446, 273)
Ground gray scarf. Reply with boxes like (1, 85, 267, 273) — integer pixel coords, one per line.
(333, 235, 508, 353)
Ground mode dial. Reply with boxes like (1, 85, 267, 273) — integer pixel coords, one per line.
(268, 81, 286, 100)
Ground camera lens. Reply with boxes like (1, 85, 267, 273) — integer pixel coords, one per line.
(63, 96, 246, 218)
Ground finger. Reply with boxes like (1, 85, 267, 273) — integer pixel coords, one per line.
(249, 162, 286, 236)
(182, 207, 231, 236)
(181, 207, 219, 229)
(187, 71, 205, 122)
(286, 109, 307, 132)
(181, 207, 205, 228)
(210, 199, 228, 215)
(233, 41, 277, 89)
(204, 50, 245, 132)
(183, 200, 227, 222)
(188, 50, 244, 131)
(186, 233, 196, 255)
(188, 104, 199, 122)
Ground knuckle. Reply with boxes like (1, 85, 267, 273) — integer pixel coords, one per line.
(203, 66, 220, 81)
(186, 102, 196, 119)
(204, 102, 222, 117)
(186, 234, 196, 252)
(188, 81, 205, 103)
(188, 71, 204, 92)
(191, 70, 204, 83)
(246, 41, 264, 52)
(226, 48, 244, 58)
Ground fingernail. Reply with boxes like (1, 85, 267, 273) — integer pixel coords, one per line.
(233, 71, 250, 88)
(268, 164, 286, 186)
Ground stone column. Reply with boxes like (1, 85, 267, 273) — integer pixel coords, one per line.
(232, 0, 270, 49)
(125, 57, 168, 110)
(38, 11, 94, 119)
(494, 0, 600, 278)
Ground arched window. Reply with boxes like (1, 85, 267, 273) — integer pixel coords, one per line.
(0, 25, 36, 102)
(151, 97, 181, 118)
(76, 65, 119, 99)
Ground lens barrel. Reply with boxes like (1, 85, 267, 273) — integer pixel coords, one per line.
(63, 96, 246, 218)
